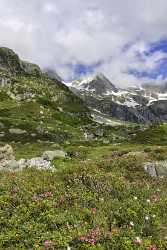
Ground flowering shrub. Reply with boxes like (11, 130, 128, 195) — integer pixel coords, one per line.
(0, 145, 167, 249)
(44, 240, 52, 248)
(148, 245, 157, 250)
(79, 227, 100, 245)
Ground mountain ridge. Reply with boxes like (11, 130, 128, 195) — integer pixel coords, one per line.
(2, 46, 167, 125)
(70, 73, 167, 124)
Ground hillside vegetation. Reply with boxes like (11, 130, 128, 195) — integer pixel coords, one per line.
(0, 48, 167, 249)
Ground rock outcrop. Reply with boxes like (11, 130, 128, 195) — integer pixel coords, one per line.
(0, 144, 61, 172)
(144, 161, 167, 177)
(0, 47, 42, 76)
(0, 144, 19, 170)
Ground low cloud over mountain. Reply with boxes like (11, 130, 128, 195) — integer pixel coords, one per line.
(1, 0, 167, 87)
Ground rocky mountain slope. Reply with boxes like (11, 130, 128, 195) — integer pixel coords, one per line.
(0, 47, 133, 156)
(71, 74, 167, 124)
(0, 47, 95, 147)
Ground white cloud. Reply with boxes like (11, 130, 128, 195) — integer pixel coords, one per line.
(0, 0, 167, 86)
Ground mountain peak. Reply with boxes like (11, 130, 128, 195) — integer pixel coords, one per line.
(71, 73, 118, 95)
(0, 47, 23, 74)
(94, 72, 108, 80)
(0, 47, 41, 76)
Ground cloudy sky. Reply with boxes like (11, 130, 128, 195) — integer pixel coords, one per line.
(1, 0, 167, 87)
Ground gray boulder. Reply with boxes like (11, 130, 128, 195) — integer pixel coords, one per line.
(0, 144, 54, 172)
(42, 150, 66, 161)
(127, 151, 148, 160)
(0, 144, 19, 171)
(144, 162, 157, 177)
(0, 122, 4, 128)
(144, 161, 167, 177)
(0, 144, 15, 161)
(18, 157, 54, 171)
(4, 160, 20, 171)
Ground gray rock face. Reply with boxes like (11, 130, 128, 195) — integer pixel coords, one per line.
(0, 47, 23, 74)
(21, 61, 41, 76)
(0, 47, 42, 76)
(144, 161, 167, 177)
(80, 95, 167, 124)
(42, 150, 66, 161)
(71, 74, 167, 124)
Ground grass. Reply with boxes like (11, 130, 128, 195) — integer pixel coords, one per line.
(1, 121, 167, 249)
(1, 144, 167, 249)
(1, 66, 167, 249)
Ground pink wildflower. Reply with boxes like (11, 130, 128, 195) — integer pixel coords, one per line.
(133, 237, 142, 245)
(59, 195, 65, 203)
(128, 221, 134, 230)
(44, 240, 52, 248)
(91, 208, 97, 215)
(78, 227, 100, 245)
(150, 194, 159, 203)
(148, 245, 157, 250)
(40, 191, 52, 198)
(79, 236, 86, 242)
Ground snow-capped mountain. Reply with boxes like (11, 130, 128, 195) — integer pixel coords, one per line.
(72, 73, 118, 94)
(69, 74, 167, 124)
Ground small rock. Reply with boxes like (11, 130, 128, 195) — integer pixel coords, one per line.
(31, 133, 36, 137)
(57, 107, 63, 112)
(103, 139, 110, 144)
(9, 128, 27, 135)
(0, 132, 5, 137)
(84, 132, 94, 140)
(51, 143, 61, 149)
(0, 122, 5, 129)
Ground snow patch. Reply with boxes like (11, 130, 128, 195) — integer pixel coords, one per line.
(123, 99, 139, 108)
